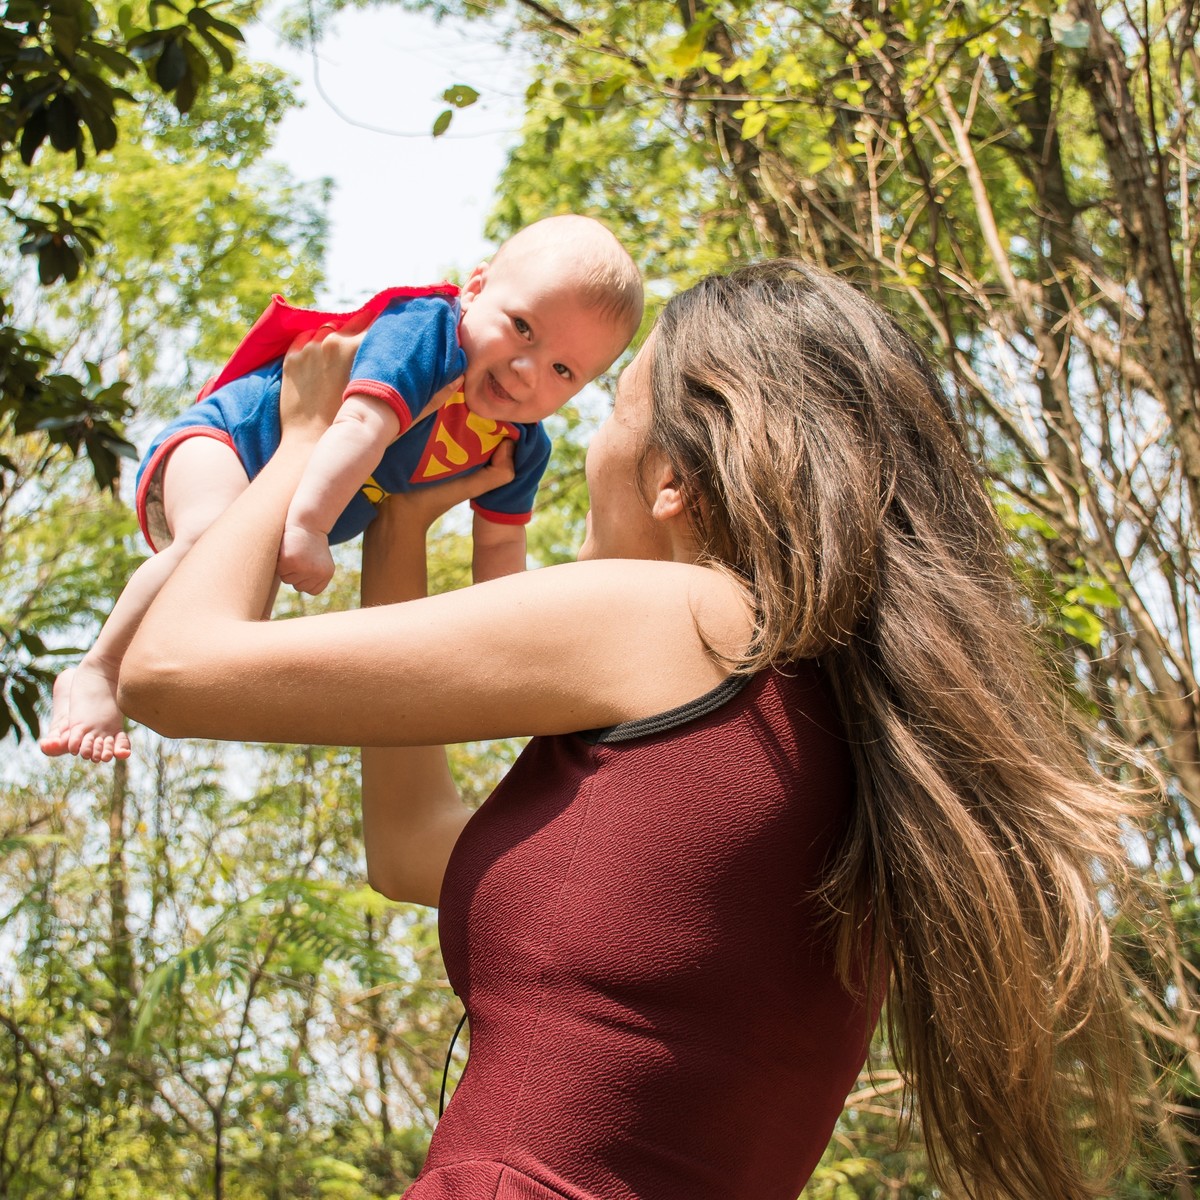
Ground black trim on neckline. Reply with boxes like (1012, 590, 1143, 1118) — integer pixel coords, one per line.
(579, 673, 753, 745)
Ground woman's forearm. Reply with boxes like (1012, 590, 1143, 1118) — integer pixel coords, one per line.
(118, 431, 318, 711)
(360, 504, 469, 906)
(118, 324, 350, 730)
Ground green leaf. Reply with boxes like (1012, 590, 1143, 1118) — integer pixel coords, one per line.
(81, 105, 118, 153)
(47, 94, 81, 153)
(806, 139, 833, 173)
(1060, 603, 1103, 647)
(182, 35, 210, 87)
(197, 26, 234, 72)
(149, 0, 183, 26)
(204, 16, 244, 42)
(5, 0, 44, 21)
(11, 678, 41, 738)
(18, 629, 48, 655)
(660, 17, 711, 76)
(155, 37, 187, 91)
(432, 108, 452, 137)
(19, 107, 49, 165)
(37, 241, 73, 285)
(49, 9, 82, 57)
(1065, 580, 1121, 609)
(442, 83, 479, 109)
(127, 31, 166, 61)
(740, 108, 767, 139)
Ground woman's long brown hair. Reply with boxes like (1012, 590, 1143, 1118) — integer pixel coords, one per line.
(648, 260, 1136, 1199)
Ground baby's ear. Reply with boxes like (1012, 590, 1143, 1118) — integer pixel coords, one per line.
(459, 261, 489, 306)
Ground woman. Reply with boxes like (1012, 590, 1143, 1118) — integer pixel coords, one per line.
(120, 261, 1136, 1200)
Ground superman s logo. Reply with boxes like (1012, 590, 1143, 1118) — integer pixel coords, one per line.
(412, 392, 516, 483)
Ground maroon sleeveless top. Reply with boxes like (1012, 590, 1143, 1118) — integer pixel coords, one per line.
(406, 666, 876, 1200)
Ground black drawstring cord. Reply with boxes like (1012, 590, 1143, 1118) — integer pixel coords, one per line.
(439, 1009, 469, 1117)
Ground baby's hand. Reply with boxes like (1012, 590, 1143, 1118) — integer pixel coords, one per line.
(279, 523, 336, 594)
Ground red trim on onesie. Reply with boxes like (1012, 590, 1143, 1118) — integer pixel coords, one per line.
(342, 380, 414, 434)
(470, 502, 532, 525)
(135, 427, 238, 553)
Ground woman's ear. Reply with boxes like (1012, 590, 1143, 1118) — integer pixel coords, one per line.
(650, 463, 685, 522)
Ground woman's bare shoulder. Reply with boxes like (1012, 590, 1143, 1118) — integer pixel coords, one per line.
(498, 557, 754, 715)
(514, 557, 752, 657)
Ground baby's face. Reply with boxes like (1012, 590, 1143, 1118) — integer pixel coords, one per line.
(456, 257, 631, 424)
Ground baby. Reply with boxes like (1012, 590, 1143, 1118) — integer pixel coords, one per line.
(41, 215, 643, 762)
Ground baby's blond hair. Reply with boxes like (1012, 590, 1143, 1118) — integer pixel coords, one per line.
(492, 215, 643, 338)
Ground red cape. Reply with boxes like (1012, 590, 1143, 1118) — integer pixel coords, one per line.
(197, 283, 459, 402)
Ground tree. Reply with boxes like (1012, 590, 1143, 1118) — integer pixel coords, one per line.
(0, 0, 251, 479)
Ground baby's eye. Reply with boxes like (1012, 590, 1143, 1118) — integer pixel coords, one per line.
(513, 316, 531, 337)
(553, 362, 573, 380)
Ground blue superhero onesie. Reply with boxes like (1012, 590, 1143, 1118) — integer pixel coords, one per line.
(135, 286, 552, 551)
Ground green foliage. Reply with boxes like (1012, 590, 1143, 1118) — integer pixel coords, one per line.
(0, 725, 462, 1196)
(124, 0, 245, 115)
(0, 0, 253, 490)
(0, 0, 274, 743)
(135, 878, 403, 1042)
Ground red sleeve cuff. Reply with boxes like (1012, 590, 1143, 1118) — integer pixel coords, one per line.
(471, 502, 532, 525)
(343, 380, 413, 435)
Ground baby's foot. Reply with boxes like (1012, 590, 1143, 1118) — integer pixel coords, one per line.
(41, 659, 132, 763)
(38, 667, 76, 756)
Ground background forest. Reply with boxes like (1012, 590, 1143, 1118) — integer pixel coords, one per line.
(0, 0, 1196, 1196)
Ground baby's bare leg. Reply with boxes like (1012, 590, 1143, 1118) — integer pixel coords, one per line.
(41, 437, 251, 763)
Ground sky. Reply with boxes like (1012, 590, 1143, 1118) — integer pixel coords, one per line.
(245, 4, 528, 305)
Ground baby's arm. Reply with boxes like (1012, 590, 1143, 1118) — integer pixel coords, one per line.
(471, 513, 528, 584)
(279, 393, 400, 593)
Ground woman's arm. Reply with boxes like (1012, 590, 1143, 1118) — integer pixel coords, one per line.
(470, 514, 527, 584)
(359, 449, 517, 906)
(119, 325, 752, 749)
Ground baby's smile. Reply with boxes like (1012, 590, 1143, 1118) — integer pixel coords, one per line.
(486, 372, 516, 405)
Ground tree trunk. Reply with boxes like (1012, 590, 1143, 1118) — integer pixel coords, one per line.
(105, 756, 136, 1094)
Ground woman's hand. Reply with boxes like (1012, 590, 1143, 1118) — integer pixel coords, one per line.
(278, 314, 371, 444)
(361, 440, 515, 609)
(376, 440, 517, 536)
